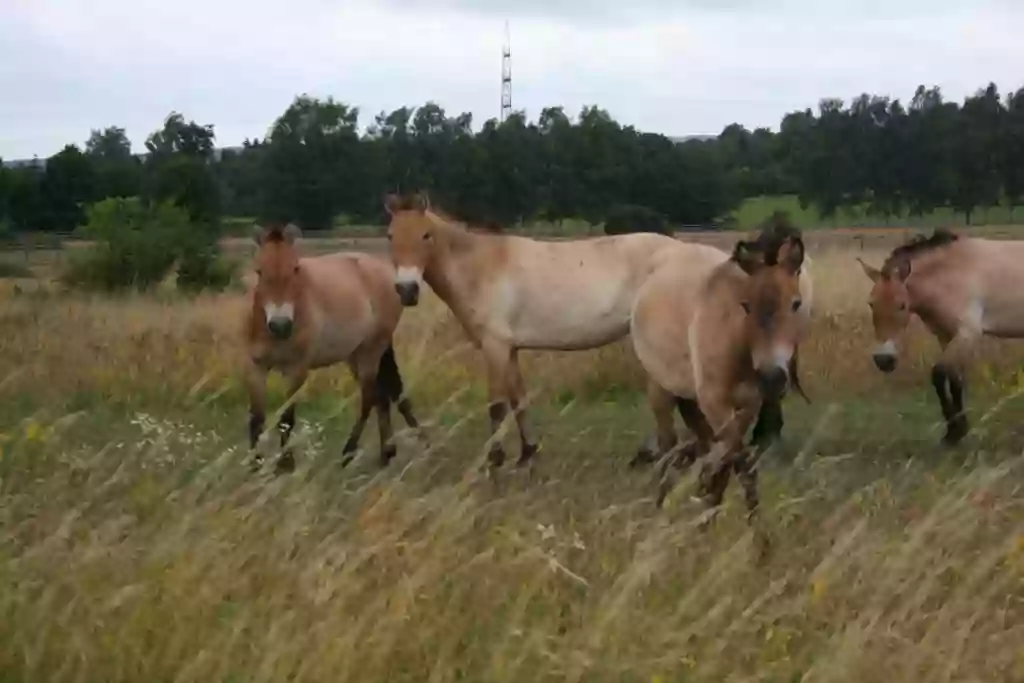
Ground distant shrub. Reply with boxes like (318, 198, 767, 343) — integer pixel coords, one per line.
(602, 204, 669, 236)
(0, 261, 33, 279)
(61, 197, 235, 293)
(175, 244, 239, 293)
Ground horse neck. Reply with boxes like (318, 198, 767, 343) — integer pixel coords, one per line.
(901, 249, 952, 314)
(422, 216, 487, 311)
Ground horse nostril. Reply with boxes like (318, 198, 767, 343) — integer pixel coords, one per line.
(873, 354, 896, 373)
(757, 366, 788, 398)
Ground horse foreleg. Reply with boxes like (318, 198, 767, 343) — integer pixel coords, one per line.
(275, 366, 309, 474)
(482, 339, 513, 469)
(341, 360, 377, 468)
(245, 360, 268, 471)
(933, 328, 976, 446)
(507, 350, 539, 466)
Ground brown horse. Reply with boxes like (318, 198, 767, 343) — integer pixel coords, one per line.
(630, 218, 813, 515)
(244, 223, 420, 473)
(383, 191, 697, 469)
(858, 228, 1024, 445)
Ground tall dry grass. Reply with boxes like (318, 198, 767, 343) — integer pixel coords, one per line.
(3, 239, 1024, 681)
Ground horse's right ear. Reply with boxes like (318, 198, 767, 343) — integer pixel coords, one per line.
(732, 240, 765, 275)
(252, 223, 265, 245)
(857, 257, 882, 283)
(413, 191, 430, 212)
(383, 193, 400, 216)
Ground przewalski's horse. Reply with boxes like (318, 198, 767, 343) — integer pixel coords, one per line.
(244, 223, 420, 473)
(631, 218, 813, 517)
(383, 191, 693, 469)
(858, 228, 1024, 446)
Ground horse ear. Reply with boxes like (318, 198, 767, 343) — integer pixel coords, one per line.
(283, 223, 301, 244)
(252, 223, 265, 245)
(413, 191, 431, 212)
(732, 240, 764, 275)
(857, 257, 882, 283)
(778, 236, 805, 274)
(383, 193, 400, 216)
(894, 256, 912, 281)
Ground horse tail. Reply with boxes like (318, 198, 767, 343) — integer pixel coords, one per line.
(376, 344, 405, 403)
(376, 344, 421, 430)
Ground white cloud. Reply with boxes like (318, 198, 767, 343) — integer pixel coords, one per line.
(1, 0, 1022, 159)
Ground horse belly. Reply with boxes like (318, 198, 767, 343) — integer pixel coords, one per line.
(308, 317, 366, 368)
(508, 288, 633, 350)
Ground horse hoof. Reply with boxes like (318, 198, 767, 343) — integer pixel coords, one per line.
(942, 419, 969, 446)
(488, 448, 506, 469)
(380, 446, 398, 467)
(630, 449, 656, 468)
(249, 455, 264, 473)
(274, 452, 295, 475)
(340, 451, 356, 468)
(516, 443, 539, 467)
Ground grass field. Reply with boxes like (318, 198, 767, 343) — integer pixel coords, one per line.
(3, 228, 1024, 682)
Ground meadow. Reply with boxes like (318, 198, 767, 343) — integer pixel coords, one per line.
(3, 226, 1024, 682)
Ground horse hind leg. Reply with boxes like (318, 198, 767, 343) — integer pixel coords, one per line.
(508, 350, 539, 467)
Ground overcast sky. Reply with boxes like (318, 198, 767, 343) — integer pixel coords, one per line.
(2, 0, 1023, 160)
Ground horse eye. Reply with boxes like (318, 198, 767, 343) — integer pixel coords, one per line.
(293, 266, 299, 274)
(792, 298, 802, 312)
(386, 234, 393, 242)
(255, 268, 262, 276)
(740, 301, 751, 314)
(423, 232, 432, 241)
(898, 303, 907, 311)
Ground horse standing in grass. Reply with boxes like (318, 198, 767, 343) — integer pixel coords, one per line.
(858, 228, 1024, 446)
(244, 223, 420, 473)
(630, 219, 813, 516)
(383, 191, 704, 469)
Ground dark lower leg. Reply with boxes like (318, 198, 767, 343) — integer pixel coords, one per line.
(248, 409, 265, 469)
(675, 397, 713, 467)
(946, 370, 969, 443)
(396, 397, 420, 430)
(488, 401, 508, 467)
(931, 364, 966, 444)
(750, 398, 784, 453)
(377, 393, 396, 466)
(275, 404, 296, 473)
(342, 384, 374, 467)
(733, 453, 759, 519)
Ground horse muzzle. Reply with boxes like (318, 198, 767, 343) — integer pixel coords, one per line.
(756, 366, 789, 401)
(873, 353, 897, 373)
(267, 317, 294, 340)
(395, 281, 420, 307)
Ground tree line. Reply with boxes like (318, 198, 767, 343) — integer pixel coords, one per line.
(1, 81, 1023, 237)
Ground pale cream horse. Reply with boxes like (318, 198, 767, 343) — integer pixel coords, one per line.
(859, 228, 1024, 446)
(384, 191, 710, 469)
(244, 223, 420, 473)
(631, 217, 813, 516)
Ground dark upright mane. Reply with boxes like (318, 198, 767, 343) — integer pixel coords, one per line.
(732, 211, 803, 266)
(884, 228, 959, 272)
(263, 226, 288, 243)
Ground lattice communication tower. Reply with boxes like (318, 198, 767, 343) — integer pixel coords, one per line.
(500, 21, 512, 122)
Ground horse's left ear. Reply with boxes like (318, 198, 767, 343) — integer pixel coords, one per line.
(283, 223, 302, 244)
(779, 236, 805, 274)
(732, 240, 765, 275)
(252, 222, 265, 245)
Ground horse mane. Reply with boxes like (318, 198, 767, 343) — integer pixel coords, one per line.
(731, 211, 804, 266)
(883, 228, 959, 272)
(262, 226, 289, 243)
(410, 194, 505, 234)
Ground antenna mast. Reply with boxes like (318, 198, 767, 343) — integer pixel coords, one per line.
(500, 21, 512, 122)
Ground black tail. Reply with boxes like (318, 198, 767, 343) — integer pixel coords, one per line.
(376, 345, 405, 403)
(376, 345, 420, 430)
